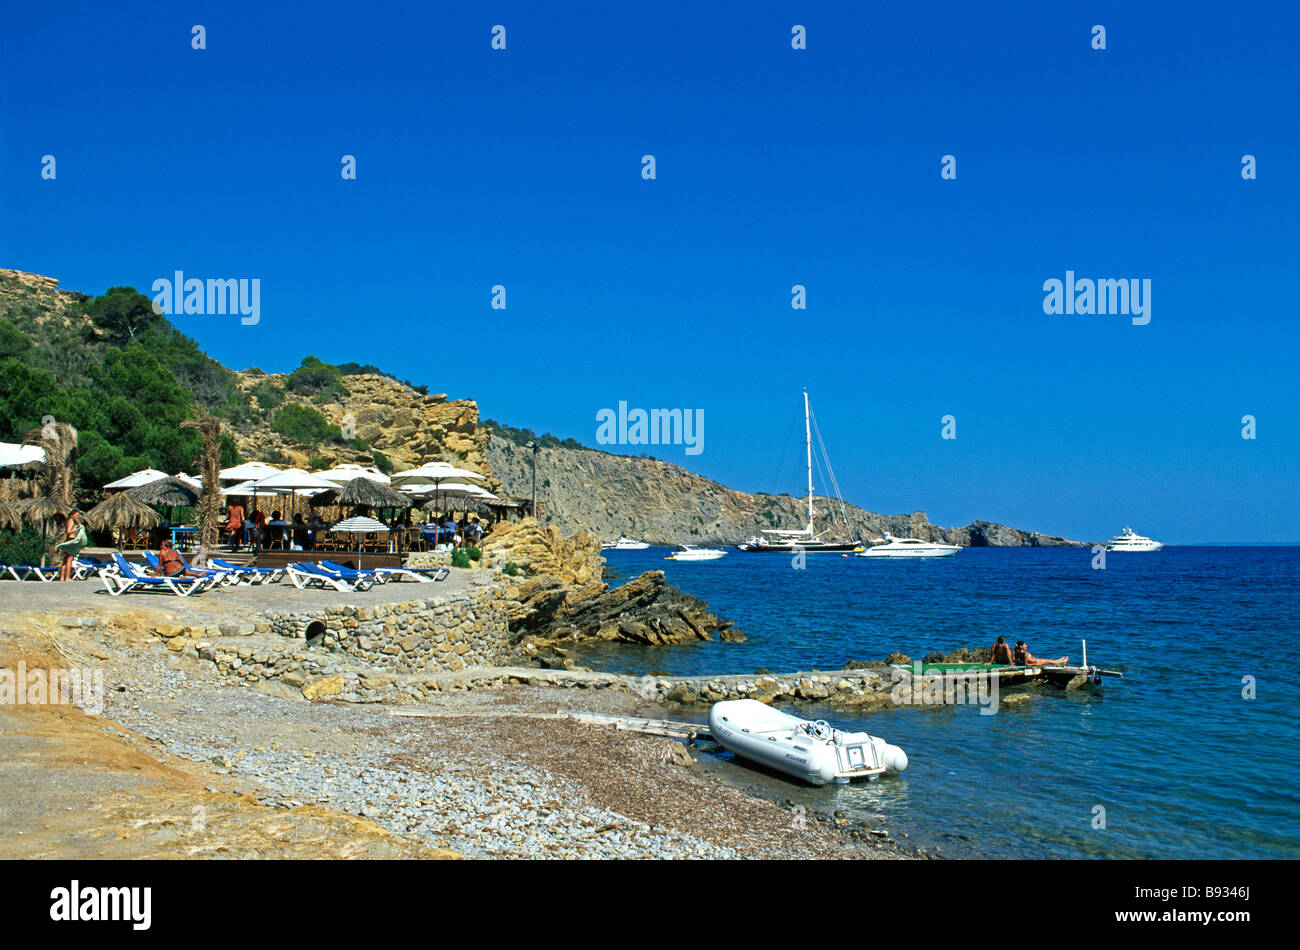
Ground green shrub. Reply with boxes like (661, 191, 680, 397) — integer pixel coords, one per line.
(502, 561, 519, 577)
(252, 379, 284, 410)
(466, 545, 481, 562)
(371, 451, 393, 474)
(271, 403, 342, 444)
(0, 524, 47, 566)
(451, 548, 471, 569)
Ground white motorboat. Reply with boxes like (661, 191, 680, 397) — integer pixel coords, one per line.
(1105, 527, 1164, 552)
(856, 532, 961, 558)
(709, 700, 907, 786)
(665, 545, 727, 561)
(602, 536, 650, 550)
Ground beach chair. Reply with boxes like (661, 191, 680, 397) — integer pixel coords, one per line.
(100, 553, 211, 597)
(210, 558, 283, 585)
(318, 560, 401, 585)
(143, 551, 239, 587)
(5, 563, 60, 581)
(333, 561, 449, 583)
(286, 561, 375, 592)
(71, 556, 114, 580)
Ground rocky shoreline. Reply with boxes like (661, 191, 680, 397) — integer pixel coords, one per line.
(0, 591, 920, 860)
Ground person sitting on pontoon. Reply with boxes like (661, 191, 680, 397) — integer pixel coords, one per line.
(989, 635, 1014, 665)
(1013, 640, 1068, 667)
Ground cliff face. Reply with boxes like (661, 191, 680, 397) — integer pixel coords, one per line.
(486, 438, 1085, 547)
(229, 370, 497, 489)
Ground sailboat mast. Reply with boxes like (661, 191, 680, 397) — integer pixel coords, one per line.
(804, 389, 814, 531)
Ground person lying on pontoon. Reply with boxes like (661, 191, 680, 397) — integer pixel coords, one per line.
(989, 635, 1014, 665)
(1012, 640, 1068, 667)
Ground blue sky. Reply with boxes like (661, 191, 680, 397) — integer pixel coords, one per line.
(2, 1, 1297, 542)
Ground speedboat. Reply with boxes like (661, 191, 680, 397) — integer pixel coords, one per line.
(602, 536, 650, 550)
(856, 532, 961, 558)
(708, 699, 907, 786)
(1105, 527, 1163, 552)
(665, 545, 727, 561)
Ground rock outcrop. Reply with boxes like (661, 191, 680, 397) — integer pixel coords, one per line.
(508, 569, 744, 648)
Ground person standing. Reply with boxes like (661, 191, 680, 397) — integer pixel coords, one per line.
(55, 511, 88, 581)
(226, 499, 245, 552)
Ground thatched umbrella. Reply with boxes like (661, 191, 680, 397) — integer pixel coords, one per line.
(126, 477, 200, 508)
(18, 496, 75, 560)
(310, 477, 411, 553)
(309, 476, 411, 511)
(86, 493, 163, 548)
(0, 498, 22, 533)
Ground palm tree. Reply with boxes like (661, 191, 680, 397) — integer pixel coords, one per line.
(21, 419, 79, 564)
(181, 411, 222, 549)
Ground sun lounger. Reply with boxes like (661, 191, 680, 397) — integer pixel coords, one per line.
(143, 551, 239, 587)
(72, 556, 114, 580)
(210, 558, 283, 584)
(286, 561, 375, 592)
(321, 560, 447, 583)
(100, 553, 212, 597)
(3, 563, 60, 581)
(316, 560, 392, 585)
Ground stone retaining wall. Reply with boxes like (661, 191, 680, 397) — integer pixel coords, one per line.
(261, 581, 508, 673)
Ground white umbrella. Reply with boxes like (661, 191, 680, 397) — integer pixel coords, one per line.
(103, 467, 170, 489)
(0, 442, 45, 468)
(314, 463, 391, 485)
(251, 468, 338, 493)
(218, 460, 282, 482)
(392, 463, 487, 513)
(220, 479, 259, 496)
(390, 462, 486, 486)
(174, 472, 203, 490)
(330, 515, 390, 568)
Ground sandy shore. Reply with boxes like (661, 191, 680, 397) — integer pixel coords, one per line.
(0, 581, 915, 859)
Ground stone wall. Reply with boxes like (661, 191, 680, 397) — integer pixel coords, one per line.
(261, 580, 508, 674)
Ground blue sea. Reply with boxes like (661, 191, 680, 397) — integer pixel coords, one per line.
(581, 546, 1300, 859)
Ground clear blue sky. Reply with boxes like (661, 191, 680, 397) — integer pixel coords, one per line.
(2, 1, 1297, 543)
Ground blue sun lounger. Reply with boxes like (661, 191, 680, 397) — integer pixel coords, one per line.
(320, 559, 447, 583)
(286, 561, 375, 592)
(101, 553, 212, 597)
(210, 557, 283, 584)
(3, 563, 60, 581)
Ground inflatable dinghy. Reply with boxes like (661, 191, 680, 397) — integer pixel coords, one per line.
(708, 699, 908, 786)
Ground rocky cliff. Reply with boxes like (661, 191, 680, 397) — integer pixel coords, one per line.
(485, 437, 1084, 547)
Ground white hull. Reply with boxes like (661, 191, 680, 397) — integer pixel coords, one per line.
(857, 536, 961, 558)
(603, 537, 650, 550)
(1104, 528, 1163, 552)
(666, 546, 727, 561)
(708, 699, 907, 786)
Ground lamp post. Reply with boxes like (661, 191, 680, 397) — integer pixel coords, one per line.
(526, 441, 539, 520)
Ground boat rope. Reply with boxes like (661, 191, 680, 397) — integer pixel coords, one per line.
(809, 406, 855, 538)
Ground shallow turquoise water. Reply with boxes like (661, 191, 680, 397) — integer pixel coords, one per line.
(578, 546, 1300, 858)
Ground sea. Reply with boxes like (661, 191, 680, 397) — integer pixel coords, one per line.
(579, 546, 1300, 859)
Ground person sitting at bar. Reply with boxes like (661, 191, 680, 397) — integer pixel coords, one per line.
(291, 513, 310, 550)
(1012, 640, 1068, 667)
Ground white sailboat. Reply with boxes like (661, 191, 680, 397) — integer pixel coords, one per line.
(737, 390, 860, 553)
